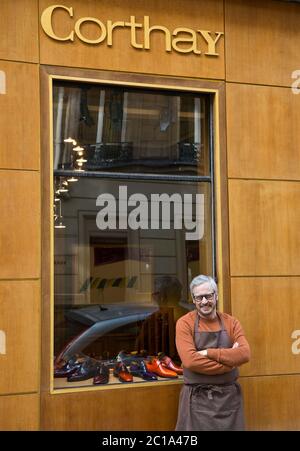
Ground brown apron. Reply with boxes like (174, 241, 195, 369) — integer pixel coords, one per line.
(176, 312, 245, 431)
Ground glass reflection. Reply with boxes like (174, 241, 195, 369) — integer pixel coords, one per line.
(52, 80, 213, 389)
(53, 82, 210, 176)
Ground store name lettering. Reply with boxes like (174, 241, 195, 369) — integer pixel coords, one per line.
(41, 5, 224, 56)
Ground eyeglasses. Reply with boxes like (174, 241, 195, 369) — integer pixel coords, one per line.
(193, 293, 215, 303)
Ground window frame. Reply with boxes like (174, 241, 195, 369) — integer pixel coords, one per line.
(41, 66, 230, 394)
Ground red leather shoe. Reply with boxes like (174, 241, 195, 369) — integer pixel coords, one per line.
(146, 358, 178, 378)
(93, 364, 110, 385)
(113, 362, 133, 383)
(158, 353, 183, 375)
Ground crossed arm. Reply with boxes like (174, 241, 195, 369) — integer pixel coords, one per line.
(176, 318, 234, 375)
(176, 316, 250, 375)
(204, 319, 251, 367)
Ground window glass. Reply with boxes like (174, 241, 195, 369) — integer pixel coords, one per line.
(53, 81, 214, 390)
(53, 82, 210, 176)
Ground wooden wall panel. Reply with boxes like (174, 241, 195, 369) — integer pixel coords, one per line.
(240, 375, 300, 431)
(0, 281, 40, 394)
(231, 277, 300, 376)
(0, 0, 38, 63)
(0, 394, 39, 430)
(229, 180, 300, 276)
(0, 171, 40, 279)
(0, 61, 40, 170)
(41, 383, 181, 430)
(225, 0, 300, 86)
(226, 83, 300, 180)
(39, 0, 224, 79)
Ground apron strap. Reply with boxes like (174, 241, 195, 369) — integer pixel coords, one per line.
(192, 384, 224, 400)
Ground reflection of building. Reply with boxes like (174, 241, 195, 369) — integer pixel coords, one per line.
(1, 0, 300, 432)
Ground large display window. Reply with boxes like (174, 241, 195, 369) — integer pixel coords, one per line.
(52, 79, 215, 390)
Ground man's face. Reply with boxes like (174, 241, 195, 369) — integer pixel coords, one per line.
(192, 282, 217, 319)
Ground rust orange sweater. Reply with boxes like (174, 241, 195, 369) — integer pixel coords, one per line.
(176, 310, 250, 375)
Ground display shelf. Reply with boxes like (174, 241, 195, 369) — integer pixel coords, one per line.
(53, 369, 183, 390)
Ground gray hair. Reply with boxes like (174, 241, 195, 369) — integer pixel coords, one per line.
(190, 275, 218, 296)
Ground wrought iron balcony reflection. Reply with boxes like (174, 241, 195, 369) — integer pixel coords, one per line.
(56, 141, 202, 171)
(178, 142, 202, 163)
(87, 142, 133, 166)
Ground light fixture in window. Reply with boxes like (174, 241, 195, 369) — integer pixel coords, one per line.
(67, 176, 78, 182)
(54, 200, 66, 229)
(58, 178, 69, 193)
(73, 145, 84, 152)
(55, 222, 66, 229)
(53, 204, 58, 222)
(55, 177, 69, 193)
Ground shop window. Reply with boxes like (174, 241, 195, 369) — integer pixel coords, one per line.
(52, 80, 215, 390)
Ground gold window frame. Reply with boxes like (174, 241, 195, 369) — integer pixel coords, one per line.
(40, 66, 229, 395)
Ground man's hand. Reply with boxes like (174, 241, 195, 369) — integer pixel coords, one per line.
(232, 342, 239, 349)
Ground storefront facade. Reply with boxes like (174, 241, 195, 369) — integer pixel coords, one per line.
(0, 0, 300, 430)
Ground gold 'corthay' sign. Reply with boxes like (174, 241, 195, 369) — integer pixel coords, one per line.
(41, 5, 224, 56)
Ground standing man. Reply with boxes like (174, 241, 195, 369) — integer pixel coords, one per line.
(175, 275, 250, 431)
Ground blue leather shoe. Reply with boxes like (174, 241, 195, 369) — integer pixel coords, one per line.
(67, 358, 99, 382)
(129, 360, 158, 381)
(54, 355, 84, 378)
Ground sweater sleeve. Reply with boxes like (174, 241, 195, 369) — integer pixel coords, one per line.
(176, 315, 234, 375)
(207, 317, 251, 367)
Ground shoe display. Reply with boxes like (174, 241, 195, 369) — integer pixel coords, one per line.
(54, 347, 181, 387)
(67, 358, 99, 382)
(113, 362, 133, 383)
(93, 363, 110, 385)
(54, 355, 85, 378)
(157, 353, 183, 375)
(129, 360, 157, 381)
(145, 357, 178, 378)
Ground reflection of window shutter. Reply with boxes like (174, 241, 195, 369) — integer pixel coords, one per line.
(96, 278, 107, 289)
(127, 276, 137, 288)
(79, 276, 138, 292)
(79, 277, 93, 292)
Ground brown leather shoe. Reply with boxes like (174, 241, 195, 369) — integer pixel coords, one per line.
(113, 362, 133, 383)
(93, 364, 110, 385)
(146, 358, 178, 378)
(158, 353, 183, 375)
